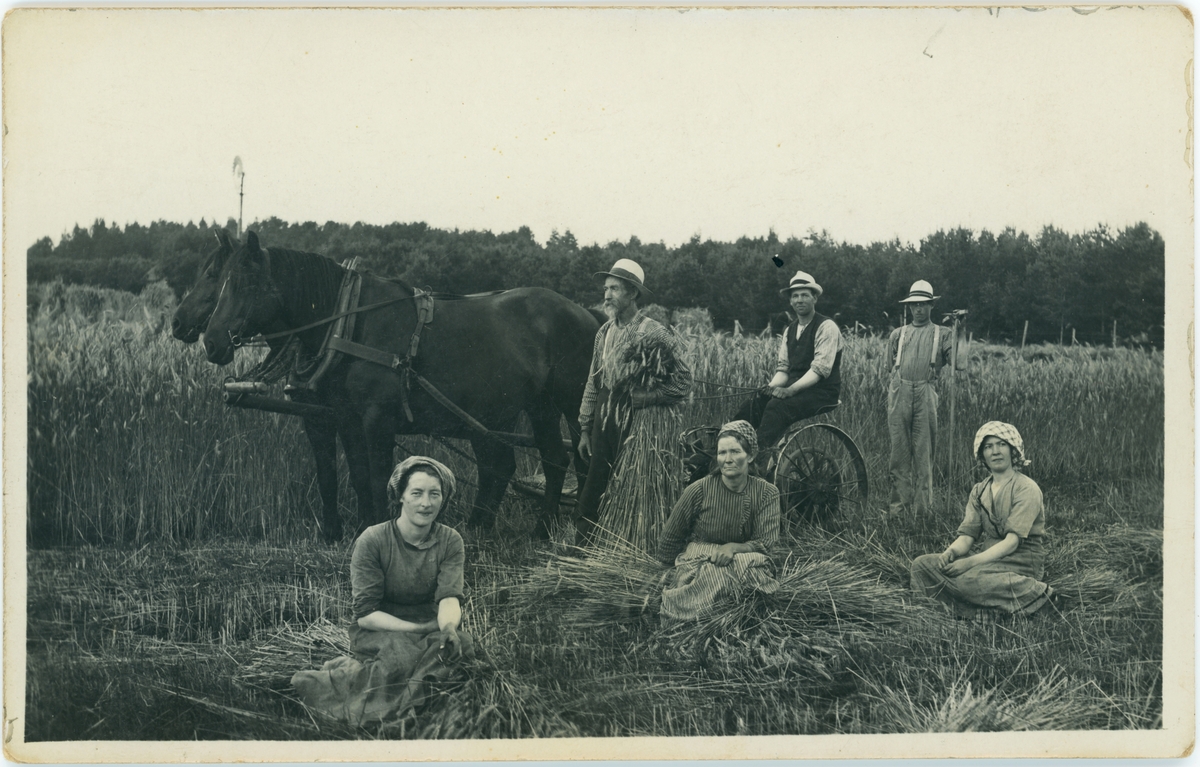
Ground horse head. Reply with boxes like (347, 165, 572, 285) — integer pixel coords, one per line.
(171, 228, 237, 343)
(203, 231, 285, 366)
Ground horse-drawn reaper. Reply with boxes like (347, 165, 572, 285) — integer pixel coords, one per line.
(176, 230, 598, 541)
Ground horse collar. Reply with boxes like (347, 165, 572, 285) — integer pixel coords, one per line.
(408, 289, 436, 360)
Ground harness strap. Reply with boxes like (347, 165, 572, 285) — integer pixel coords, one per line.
(279, 265, 496, 436)
(255, 291, 417, 343)
(324, 339, 492, 438)
(397, 289, 436, 422)
(300, 261, 361, 391)
(327, 336, 401, 369)
(413, 373, 492, 437)
(407, 290, 435, 360)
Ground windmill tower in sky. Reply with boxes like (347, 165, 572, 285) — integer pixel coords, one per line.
(232, 156, 245, 238)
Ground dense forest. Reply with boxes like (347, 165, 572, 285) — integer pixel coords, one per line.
(27, 217, 1164, 345)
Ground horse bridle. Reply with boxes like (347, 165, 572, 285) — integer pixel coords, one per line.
(215, 269, 259, 349)
(214, 248, 465, 348)
(233, 292, 427, 346)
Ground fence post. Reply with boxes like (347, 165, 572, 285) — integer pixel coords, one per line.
(949, 315, 958, 487)
(1112, 319, 1118, 348)
(1021, 320, 1028, 350)
(1071, 328, 1077, 345)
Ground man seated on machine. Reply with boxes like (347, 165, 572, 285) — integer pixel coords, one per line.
(734, 270, 843, 472)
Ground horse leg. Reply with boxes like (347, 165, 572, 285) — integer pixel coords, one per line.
(545, 362, 588, 520)
(467, 436, 516, 531)
(529, 407, 569, 540)
(362, 405, 399, 529)
(339, 415, 377, 536)
(564, 418, 587, 511)
(301, 414, 342, 543)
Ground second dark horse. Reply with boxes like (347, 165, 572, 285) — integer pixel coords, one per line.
(193, 230, 600, 541)
(172, 229, 357, 542)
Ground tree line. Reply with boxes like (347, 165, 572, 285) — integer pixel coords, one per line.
(27, 217, 1164, 346)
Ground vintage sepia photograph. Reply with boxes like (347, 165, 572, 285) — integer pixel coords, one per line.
(4, 5, 1193, 761)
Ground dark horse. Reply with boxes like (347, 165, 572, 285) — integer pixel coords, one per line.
(201, 231, 599, 539)
(171, 228, 350, 541)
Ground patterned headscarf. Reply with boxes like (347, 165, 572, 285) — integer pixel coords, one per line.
(717, 420, 759, 457)
(387, 455, 457, 513)
(973, 421, 1028, 467)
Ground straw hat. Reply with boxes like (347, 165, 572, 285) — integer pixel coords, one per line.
(778, 270, 823, 297)
(595, 258, 652, 297)
(899, 280, 940, 303)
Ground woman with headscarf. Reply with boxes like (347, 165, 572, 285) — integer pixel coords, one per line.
(292, 456, 473, 723)
(655, 420, 783, 624)
(910, 422, 1054, 620)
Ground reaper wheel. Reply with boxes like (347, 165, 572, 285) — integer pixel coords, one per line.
(679, 425, 722, 486)
(772, 423, 869, 528)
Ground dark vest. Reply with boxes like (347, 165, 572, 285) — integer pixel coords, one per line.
(785, 312, 842, 393)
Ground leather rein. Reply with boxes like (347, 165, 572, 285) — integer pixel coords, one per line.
(230, 292, 422, 347)
(227, 263, 505, 430)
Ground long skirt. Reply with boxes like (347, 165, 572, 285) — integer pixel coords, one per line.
(291, 628, 474, 724)
(910, 546, 1051, 618)
(660, 542, 779, 625)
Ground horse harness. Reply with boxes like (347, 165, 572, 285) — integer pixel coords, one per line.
(286, 261, 501, 433)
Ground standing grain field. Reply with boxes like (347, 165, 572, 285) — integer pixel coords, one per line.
(25, 282, 1163, 739)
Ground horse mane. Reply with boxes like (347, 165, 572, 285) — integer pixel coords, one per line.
(264, 247, 347, 316)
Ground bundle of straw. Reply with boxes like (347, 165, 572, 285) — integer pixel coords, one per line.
(508, 538, 669, 627)
(235, 618, 350, 689)
(652, 552, 931, 691)
(595, 335, 687, 552)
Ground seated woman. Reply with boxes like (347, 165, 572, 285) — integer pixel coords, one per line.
(656, 420, 782, 624)
(292, 456, 473, 723)
(910, 422, 1054, 621)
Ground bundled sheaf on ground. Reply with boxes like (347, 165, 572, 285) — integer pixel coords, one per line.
(24, 282, 1165, 738)
(27, 520, 1161, 738)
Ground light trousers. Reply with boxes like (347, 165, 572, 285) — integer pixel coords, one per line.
(887, 377, 938, 515)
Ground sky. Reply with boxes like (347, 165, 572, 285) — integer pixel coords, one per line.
(3, 6, 1193, 257)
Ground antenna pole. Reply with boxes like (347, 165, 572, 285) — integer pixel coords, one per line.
(238, 174, 244, 239)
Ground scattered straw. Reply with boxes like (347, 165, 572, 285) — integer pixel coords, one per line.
(235, 618, 350, 688)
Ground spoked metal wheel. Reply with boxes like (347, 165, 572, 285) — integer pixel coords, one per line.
(772, 423, 869, 527)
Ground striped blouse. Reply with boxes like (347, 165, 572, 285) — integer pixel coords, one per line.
(655, 475, 781, 565)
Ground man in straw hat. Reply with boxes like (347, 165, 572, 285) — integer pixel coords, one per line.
(735, 270, 843, 456)
(576, 258, 693, 543)
(886, 279, 955, 517)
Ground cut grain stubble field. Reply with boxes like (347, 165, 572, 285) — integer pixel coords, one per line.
(23, 282, 1164, 739)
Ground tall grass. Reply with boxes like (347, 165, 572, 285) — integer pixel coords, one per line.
(28, 285, 1162, 544)
(680, 327, 1162, 491)
(23, 284, 1164, 740)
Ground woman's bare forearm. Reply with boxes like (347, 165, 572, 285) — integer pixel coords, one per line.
(357, 611, 438, 633)
(964, 533, 1020, 567)
(946, 535, 974, 558)
(437, 597, 462, 633)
